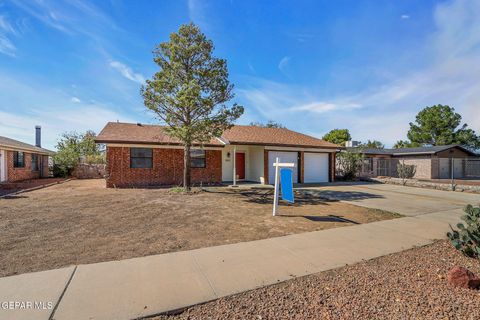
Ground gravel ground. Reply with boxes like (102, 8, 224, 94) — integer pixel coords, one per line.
(155, 241, 480, 320)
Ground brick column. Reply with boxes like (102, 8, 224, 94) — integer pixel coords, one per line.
(329, 152, 336, 182)
(263, 149, 269, 184)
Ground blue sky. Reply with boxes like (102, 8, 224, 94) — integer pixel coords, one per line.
(0, 0, 479, 150)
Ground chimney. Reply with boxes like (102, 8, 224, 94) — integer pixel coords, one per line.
(35, 125, 41, 148)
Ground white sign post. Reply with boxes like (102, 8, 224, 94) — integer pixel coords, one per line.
(272, 157, 295, 216)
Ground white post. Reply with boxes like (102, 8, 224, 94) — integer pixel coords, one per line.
(233, 146, 237, 186)
(451, 158, 454, 189)
(273, 157, 280, 216)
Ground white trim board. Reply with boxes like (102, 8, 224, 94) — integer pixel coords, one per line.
(0, 149, 6, 182)
(264, 146, 337, 153)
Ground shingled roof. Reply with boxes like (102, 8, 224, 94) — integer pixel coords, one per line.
(0, 136, 54, 155)
(95, 122, 340, 149)
(360, 145, 477, 156)
(222, 125, 339, 148)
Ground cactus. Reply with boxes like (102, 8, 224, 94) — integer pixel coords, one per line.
(447, 204, 480, 259)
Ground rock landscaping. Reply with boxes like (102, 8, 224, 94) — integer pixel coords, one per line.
(366, 177, 480, 194)
(156, 241, 480, 320)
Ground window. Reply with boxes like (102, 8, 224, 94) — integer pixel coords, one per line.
(13, 151, 25, 168)
(190, 149, 206, 168)
(31, 154, 39, 171)
(130, 148, 153, 168)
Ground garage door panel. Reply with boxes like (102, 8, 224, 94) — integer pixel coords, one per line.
(304, 153, 329, 183)
(268, 151, 298, 184)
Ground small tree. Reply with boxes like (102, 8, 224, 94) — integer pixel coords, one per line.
(359, 140, 385, 149)
(53, 131, 104, 177)
(397, 161, 417, 185)
(322, 129, 351, 145)
(249, 120, 285, 128)
(336, 150, 362, 180)
(393, 140, 421, 149)
(141, 23, 244, 191)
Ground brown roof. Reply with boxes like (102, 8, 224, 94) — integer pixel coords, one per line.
(95, 122, 223, 146)
(95, 122, 340, 149)
(0, 136, 54, 155)
(222, 125, 339, 149)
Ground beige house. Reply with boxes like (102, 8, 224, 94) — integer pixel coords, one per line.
(356, 145, 478, 179)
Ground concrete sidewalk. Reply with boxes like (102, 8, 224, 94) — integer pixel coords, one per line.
(0, 208, 463, 320)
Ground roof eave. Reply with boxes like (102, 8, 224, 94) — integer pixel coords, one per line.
(95, 139, 224, 148)
(229, 141, 341, 149)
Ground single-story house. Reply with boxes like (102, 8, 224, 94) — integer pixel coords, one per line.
(95, 122, 341, 187)
(355, 145, 479, 179)
(0, 126, 53, 183)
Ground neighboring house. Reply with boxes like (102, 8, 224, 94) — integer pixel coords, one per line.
(355, 145, 478, 179)
(95, 122, 341, 187)
(0, 126, 53, 183)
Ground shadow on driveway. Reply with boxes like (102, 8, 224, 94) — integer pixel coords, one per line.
(300, 189, 385, 202)
(278, 214, 360, 224)
(205, 187, 384, 207)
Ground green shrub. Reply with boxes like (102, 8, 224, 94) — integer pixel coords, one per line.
(336, 150, 362, 180)
(447, 204, 480, 259)
(52, 148, 79, 177)
(397, 163, 416, 179)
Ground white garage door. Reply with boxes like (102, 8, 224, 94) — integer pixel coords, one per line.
(268, 151, 298, 184)
(304, 153, 329, 183)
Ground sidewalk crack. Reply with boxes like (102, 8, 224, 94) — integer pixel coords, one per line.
(191, 254, 218, 298)
(48, 265, 77, 320)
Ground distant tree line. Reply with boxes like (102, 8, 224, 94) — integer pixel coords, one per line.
(322, 104, 480, 151)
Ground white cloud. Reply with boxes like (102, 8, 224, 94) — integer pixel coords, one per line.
(109, 61, 145, 84)
(237, 0, 480, 146)
(71, 97, 81, 103)
(278, 56, 291, 75)
(401, 14, 410, 19)
(293, 102, 362, 114)
(10, 0, 123, 46)
(187, 0, 209, 30)
(0, 72, 135, 150)
(0, 15, 17, 57)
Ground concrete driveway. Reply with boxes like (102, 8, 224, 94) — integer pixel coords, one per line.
(298, 182, 480, 216)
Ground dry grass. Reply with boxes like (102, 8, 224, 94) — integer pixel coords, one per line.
(0, 179, 400, 277)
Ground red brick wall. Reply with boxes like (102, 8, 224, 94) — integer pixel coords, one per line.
(329, 152, 336, 182)
(105, 146, 222, 188)
(6, 151, 48, 182)
(263, 149, 269, 184)
(299, 151, 305, 183)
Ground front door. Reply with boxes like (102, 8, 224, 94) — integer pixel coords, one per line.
(235, 153, 245, 180)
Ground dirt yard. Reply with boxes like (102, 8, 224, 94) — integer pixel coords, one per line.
(157, 241, 480, 320)
(0, 179, 400, 277)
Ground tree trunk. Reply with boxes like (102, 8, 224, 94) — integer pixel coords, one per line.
(183, 144, 191, 191)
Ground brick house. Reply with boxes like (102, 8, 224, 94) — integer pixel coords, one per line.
(95, 122, 341, 188)
(356, 145, 478, 179)
(0, 127, 53, 183)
